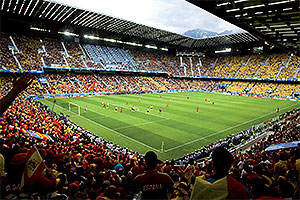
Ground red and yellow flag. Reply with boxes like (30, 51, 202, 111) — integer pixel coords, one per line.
(20, 147, 46, 189)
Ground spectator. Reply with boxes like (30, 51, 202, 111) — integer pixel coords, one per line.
(190, 147, 250, 200)
(0, 73, 33, 115)
(134, 151, 174, 199)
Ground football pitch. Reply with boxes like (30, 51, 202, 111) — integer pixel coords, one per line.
(40, 92, 300, 160)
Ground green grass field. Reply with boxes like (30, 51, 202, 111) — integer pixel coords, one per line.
(40, 92, 300, 161)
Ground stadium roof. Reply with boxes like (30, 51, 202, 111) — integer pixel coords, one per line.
(1, 0, 260, 50)
(188, 0, 300, 54)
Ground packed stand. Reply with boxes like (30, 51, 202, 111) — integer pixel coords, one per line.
(218, 55, 249, 77)
(198, 56, 215, 76)
(207, 56, 232, 77)
(64, 42, 87, 68)
(256, 53, 287, 79)
(13, 34, 44, 71)
(0, 33, 20, 71)
(278, 54, 300, 79)
(43, 38, 67, 66)
(46, 74, 81, 94)
(236, 54, 268, 78)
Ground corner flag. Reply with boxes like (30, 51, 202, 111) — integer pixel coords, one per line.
(161, 142, 164, 152)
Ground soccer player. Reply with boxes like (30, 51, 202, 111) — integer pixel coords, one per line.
(159, 108, 162, 113)
(131, 105, 136, 112)
(138, 98, 141, 102)
(150, 105, 153, 110)
(126, 100, 128, 105)
(187, 96, 189, 99)
(146, 108, 150, 114)
(106, 103, 109, 108)
(103, 102, 106, 108)
(85, 106, 87, 112)
(205, 98, 207, 101)
(160, 95, 162, 98)
(276, 107, 279, 112)
(166, 103, 169, 107)
(120, 107, 123, 113)
(212, 101, 215, 105)
(197, 107, 199, 112)
(115, 106, 118, 112)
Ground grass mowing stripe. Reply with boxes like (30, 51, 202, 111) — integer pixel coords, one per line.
(46, 99, 160, 152)
(113, 118, 169, 130)
(164, 102, 300, 152)
(42, 92, 299, 160)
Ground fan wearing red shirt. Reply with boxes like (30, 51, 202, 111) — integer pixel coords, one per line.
(134, 151, 174, 199)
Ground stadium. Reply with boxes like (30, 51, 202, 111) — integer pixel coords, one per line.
(0, 0, 299, 199)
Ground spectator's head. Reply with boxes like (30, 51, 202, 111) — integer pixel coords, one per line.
(5, 152, 28, 183)
(211, 147, 233, 176)
(145, 151, 158, 170)
(277, 177, 294, 198)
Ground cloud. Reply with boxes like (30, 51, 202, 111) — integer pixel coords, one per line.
(53, 0, 244, 36)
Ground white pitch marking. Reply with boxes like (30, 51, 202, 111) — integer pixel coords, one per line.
(165, 103, 300, 152)
(45, 100, 160, 152)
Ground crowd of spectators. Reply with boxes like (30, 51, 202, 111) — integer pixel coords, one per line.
(236, 54, 268, 78)
(1, 32, 300, 82)
(0, 33, 20, 71)
(13, 34, 44, 71)
(2, 73, 299, 99)
(256, 53, 287, 80)
(280, 54, 300, 79)
(0, 74, 299, 199)
(46, 74, 81, 94)
(64, 42, 87, 68)
(42, 38, 67, 67)
(206, 56, 232, 77)
(218, 55, 249, 77)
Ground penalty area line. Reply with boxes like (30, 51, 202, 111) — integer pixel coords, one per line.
(45, 100, 160, 152)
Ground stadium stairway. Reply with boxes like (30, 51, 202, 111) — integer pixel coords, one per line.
(84, 44, 102, 64)
(276, 54, 293, 79)
(294, 62, 300, 78)
(69, 76, 83, 93)
(234, 55, 252, 77)
(146, 77, 167, 90)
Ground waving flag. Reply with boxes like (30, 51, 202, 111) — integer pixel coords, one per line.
(190, 175, 250, 199)
(265, 141, 300, 151)
(20, 147, 46, 189)
(22, 129, 54, 142)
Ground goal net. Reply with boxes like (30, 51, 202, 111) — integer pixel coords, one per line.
(69, 102, 80, 116)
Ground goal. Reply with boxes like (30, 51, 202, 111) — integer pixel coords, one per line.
(69, 102, 80, 116)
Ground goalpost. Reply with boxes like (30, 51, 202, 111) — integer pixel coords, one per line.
(69, 102, 80, 116)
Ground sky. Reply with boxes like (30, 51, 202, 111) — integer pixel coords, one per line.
(52, 0, 244, 35)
